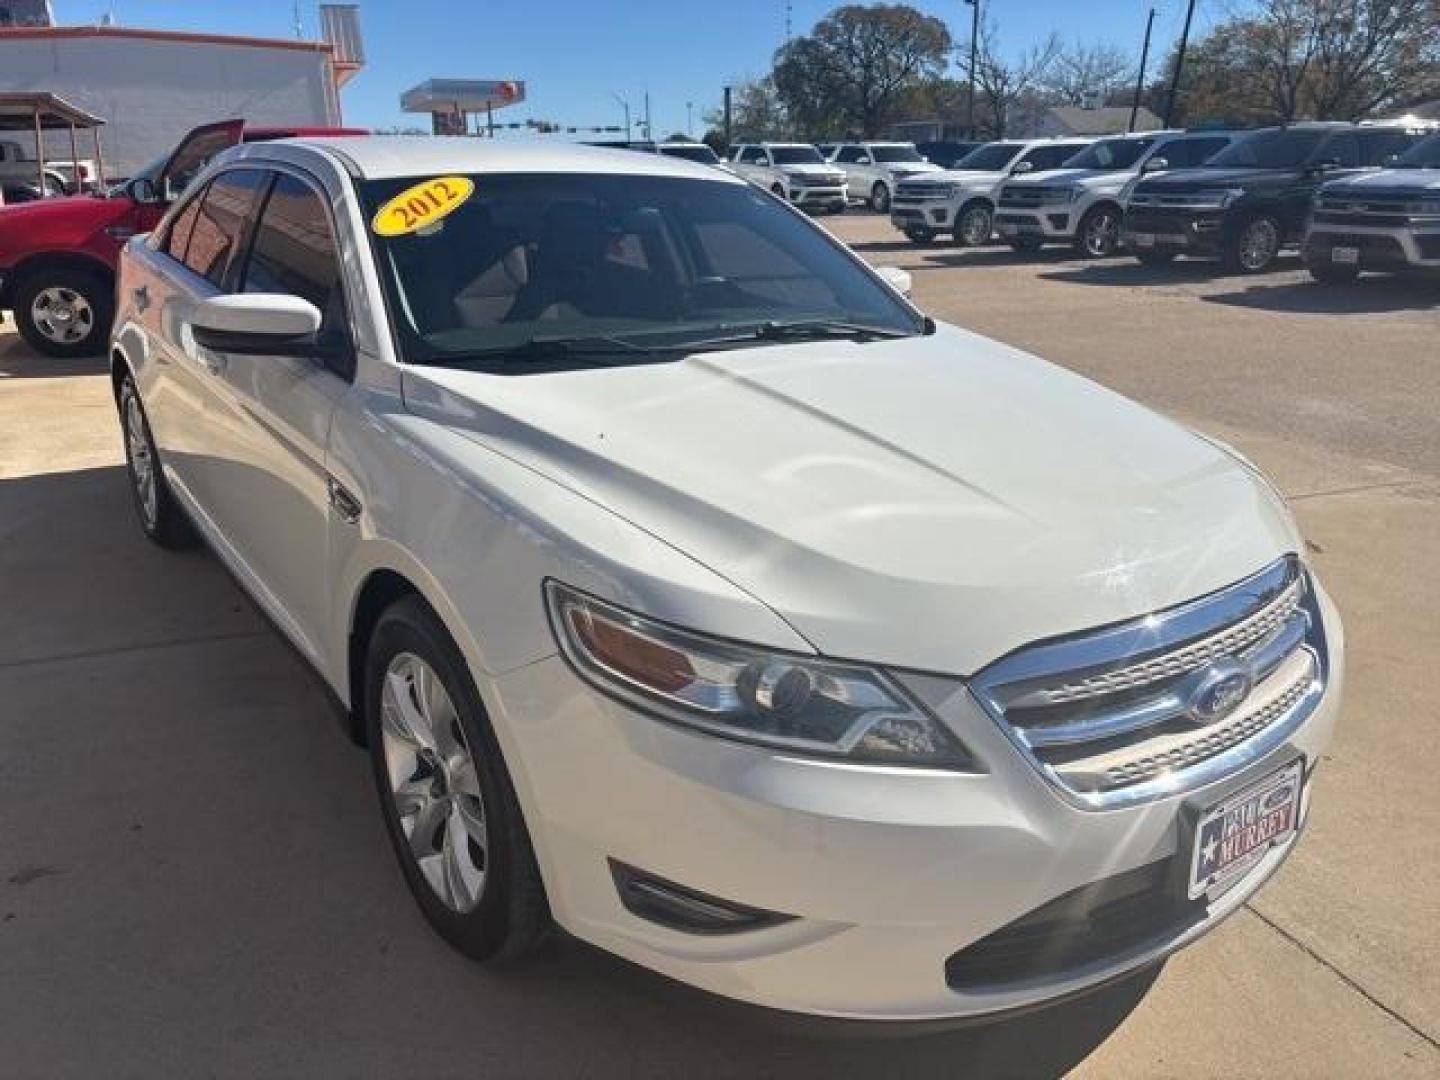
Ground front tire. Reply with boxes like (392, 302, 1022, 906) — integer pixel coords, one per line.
(14, 266, 114, 357)
(869, 182, 891, 213)
(1075, 204, 1122, 258)
(119, 374, 197, 550)
(954, 202, 993, 247)
(1225, 215, 1282, 273)
(365, 596, 550, 962)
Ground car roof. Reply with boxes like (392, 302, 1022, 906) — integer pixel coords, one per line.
(237, 135, 746, 183)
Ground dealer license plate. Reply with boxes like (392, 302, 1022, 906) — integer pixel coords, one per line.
(999, 220, 1038, 236)
(1332, 246, 1360, 265)
(1189, 759, 1303, 900)
(1130, 232, 1156, 248)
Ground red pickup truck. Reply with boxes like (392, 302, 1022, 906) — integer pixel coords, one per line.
(0, 120, 364, 357)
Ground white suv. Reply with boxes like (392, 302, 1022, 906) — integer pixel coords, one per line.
(889, 139, 1091, 245)
(826, 141, 942, 212)
(109, 136, 1342, 1024)
(729, 142, 848, 213)
(995, 131, 1240, 256)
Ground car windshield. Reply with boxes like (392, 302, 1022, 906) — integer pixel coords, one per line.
(1205, 129, 1329, 169)
(872, 145, 924, 163)
(952, 143, 1023, 171)
(362, 172, 921, 369)
(1395, 133, 1440, 168)
(770, 146, 825, 164)
(1062, 137, 1156, 171)
(660, 145, 720, 164)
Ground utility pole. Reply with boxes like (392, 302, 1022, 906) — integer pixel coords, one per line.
(723, 85, 733, 148)
(644, 90, 652, 142)
(963, 0, 980, 140)
(686, 101, 694, 136)
(1129, 7, 1156, 133)
(1163, 0, 1197, 129)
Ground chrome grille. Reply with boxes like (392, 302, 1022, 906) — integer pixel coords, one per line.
(999, 185, 1068, 208)
(970, 557, 1328, 809)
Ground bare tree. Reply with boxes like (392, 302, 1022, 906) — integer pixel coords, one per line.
(701, 77, 788, 144)
(957, 17, 1063, 138)
(1038, 42, 1136, 106)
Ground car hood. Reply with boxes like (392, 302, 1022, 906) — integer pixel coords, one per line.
(1322, 169, 1440, 196)
(778, 164, 842, 177)
(403, 325, 1297, 675)
(1013, 167, 1131, 190)
(923, 169, 1004, 185)
(885, 163, 941, 176)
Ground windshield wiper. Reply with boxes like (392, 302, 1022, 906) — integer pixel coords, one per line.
(679, 319, 914, 351)
(423, 333, 668, 369)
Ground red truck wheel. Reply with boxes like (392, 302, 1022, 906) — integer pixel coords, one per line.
(14, 267, 114, 358)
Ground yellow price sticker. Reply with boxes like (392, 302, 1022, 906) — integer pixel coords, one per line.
(371, 175, 475, 237)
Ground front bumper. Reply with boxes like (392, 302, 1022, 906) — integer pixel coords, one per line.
(1123, 207, 1227, 256)
(995, 207, 1075, 241)
(1303, 223, 1440, 272)
(890, 201, 954, 233)
(787, 185, 847, 210)
(486, 584, 1344, 1021)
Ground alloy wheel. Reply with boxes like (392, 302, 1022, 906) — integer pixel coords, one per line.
(381, 652, 489, 914)
(123, 390, 158, 528)
(29, 286, 95, 346)
(1082, 210, 1120, 257)
(960, 206, 992, 246)
(1238, 218, 1280, 272)
(871, 183, 890, 212)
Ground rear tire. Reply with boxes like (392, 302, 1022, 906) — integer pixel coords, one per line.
(14, 266, 113, 358)
(118, 373, 197, 550)
(870, 182, 891, 213)
(365, 595, 550, 963)
(1306, 260, 1360, 284)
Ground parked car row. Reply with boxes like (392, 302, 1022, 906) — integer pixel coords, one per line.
(879, 120, 1439, 283)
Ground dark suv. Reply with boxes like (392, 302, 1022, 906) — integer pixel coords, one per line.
(1121, 122, 1430, 273)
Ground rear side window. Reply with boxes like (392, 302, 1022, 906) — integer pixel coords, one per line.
(1022, 144, 1084, 171)
(160, 190, 204, 259)
(1165, 137, 1230, 168)
(1321, 134, 1360, 168)
(240, 173, 348, 345)
(837, 146, 865, 163)
(178, 169, 267, 287)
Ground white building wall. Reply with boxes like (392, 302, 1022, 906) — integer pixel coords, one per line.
(0, 34, 337, 178)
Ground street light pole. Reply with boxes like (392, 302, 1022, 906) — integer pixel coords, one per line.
(963, 0, 979, 140)
(1129, 7, 1156, 133)
(686, 101, 693, 136)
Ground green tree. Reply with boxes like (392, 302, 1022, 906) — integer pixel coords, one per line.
(772, 4, 953, 138)
(701, 77, 788, 145)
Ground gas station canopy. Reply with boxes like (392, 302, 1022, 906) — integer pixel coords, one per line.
(401, 79, 526, 115)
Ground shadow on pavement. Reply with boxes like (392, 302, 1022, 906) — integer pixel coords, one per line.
(1201, 277, 1440, 315)
(0, 465, 1155, 1077)
(925, 245, 1078, 270)
(0, 324, 106, 379)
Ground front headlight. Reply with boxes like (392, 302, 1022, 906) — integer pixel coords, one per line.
(1408, 198, 1440, 223)
(1062, 186, 1083, 203)
(546, 582, 973, 768)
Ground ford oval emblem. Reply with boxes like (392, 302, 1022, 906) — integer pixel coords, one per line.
(1188, 661, 1253, 725)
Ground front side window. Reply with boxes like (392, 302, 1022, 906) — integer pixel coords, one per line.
(1164, 137, 1230, 168)
(240, 173, 346, 334)
(176, 169, 267, 286)
(1396, 132, 1440, 168)
(1322, 134, 1360, 167)
(160, 188, 204, 259)
(1022, 144, 1088, 171)
(1064, 137, 1156, 171)
(738, 147, 764, 164)
(954, 143, 1024, 171)
(1206, 129, 1329, 169)
(770, 146, 825, 165)
(1358, 129, 1421, 165)
(361, 172, 921, 369)
(871, 145, 924, 163)
(836, 146, 865, 163)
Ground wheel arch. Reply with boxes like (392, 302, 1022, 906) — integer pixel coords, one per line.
(9, 249, 115, 293)
(345, 566, 426, 746)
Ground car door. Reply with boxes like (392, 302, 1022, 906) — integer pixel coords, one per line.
(834, 145, 868, 191)
(136, 119, 245, 234)
(131, 167, 270, 510)
(195, 166, 355, 666)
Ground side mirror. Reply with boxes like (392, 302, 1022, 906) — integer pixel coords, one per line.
(127, 176, 160, 204)
(874, 266, 913, 299)
(1141, 156, 1169, 174)
(190, 294, 326, 356)
(1010, 160, 1034, 175)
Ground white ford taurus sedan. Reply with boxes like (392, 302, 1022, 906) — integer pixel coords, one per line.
(110, 136, 1343, 1023)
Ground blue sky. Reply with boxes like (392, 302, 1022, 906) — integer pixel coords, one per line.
(62, 1, 1222, 137)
